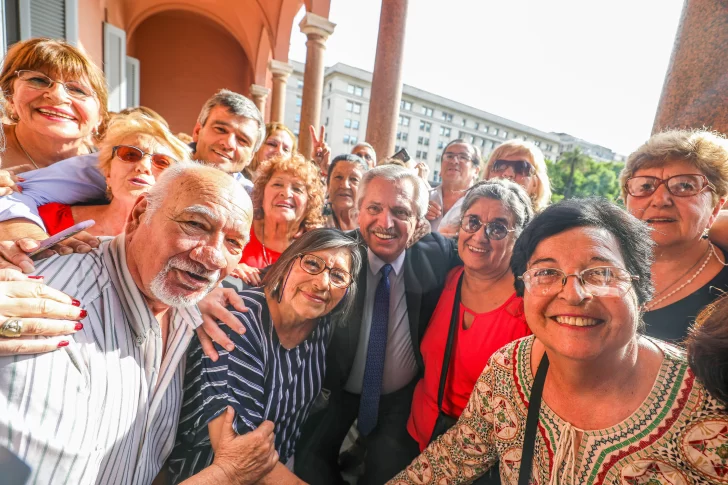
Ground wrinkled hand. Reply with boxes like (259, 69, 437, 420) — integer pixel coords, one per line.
(0, 232, 100, 274)
(408, 219, 432, 248)
(0, 169, 25, 196)
(426, 201, 442, 222)
(309, 125, 331, 175)
(212, 407, 278, 485)
(0, 268, 86, 355)
(415, 162, 430, 182)
(196, 286, 248, 361)
(232, 263, 261, 286)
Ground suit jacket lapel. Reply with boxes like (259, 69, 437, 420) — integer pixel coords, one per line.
(404, 248, 422, 351)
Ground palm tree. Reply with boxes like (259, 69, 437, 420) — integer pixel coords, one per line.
(560, 148, 590, 199)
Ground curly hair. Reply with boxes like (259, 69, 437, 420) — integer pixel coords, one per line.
(687, 292, 728, 405)
(252, 153, 325, 232)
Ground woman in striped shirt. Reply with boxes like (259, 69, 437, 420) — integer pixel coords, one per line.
(170, 228, 362, 484)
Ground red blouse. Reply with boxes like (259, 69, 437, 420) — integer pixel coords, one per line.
(38, 202, 75, 236)
(240, 226, 282, 269)
(407, 266, 532, 451)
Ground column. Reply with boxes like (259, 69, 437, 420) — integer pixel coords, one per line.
(653, 0, 728, 135)
(269, 59, 294, 123)
(298, 12, 336, 159)
(366, 0, 409, 161)
(250, 84, 270, 120)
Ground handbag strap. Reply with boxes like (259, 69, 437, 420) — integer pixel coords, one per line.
(437, 272, 465, 413)
(518, 351, 550, 485)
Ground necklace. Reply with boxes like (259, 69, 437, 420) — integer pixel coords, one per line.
(645, 244, 713, 311)
(710, 243, 728, 267)
(260, 223, 271, 266)
(14, 128, 39, 170)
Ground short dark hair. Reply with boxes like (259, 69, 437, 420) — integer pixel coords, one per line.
(510, 198, 654, 306)
(442, 139, 481, 166)
(687, 292, 728, 405)
(262, 228, 362, 318)
(461, 179, 534, 237)
(327, 154, 369, 186)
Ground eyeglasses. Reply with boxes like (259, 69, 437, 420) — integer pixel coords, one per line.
(442, 152, 472, 163)
(624, 174, 715, 198)
(518, 266, 639, 297)
(491, 159, 534, 177)
(297, 253, 353, 288)
(15, 70, 94, 99)
(113, 145, 177, 170)
(460, 215, 515, 240)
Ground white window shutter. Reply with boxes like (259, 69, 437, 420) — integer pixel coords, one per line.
(126, 56, 140, 108)
(18, 0, 78, 43)
(104, 22, 126, 112)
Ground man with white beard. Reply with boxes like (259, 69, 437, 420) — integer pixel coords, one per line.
(0, 161, 279, 485)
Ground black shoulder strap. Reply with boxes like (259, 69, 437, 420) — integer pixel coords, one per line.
(437, 271, 464, 413)
(518, 351, 549, 485)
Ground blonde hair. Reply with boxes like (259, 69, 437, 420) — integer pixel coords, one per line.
(246, 122, 298, 178)
(620, 129, 728, 205)
(482, 139, 551, 211)
(252, 153, 325, 232)
(0, 38, 109, 137)
(96, 113, 192, 199)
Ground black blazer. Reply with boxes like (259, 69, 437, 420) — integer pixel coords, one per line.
(325, 230, 460, 392)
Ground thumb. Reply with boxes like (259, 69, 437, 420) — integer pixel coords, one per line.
(219, 406, 237, 442)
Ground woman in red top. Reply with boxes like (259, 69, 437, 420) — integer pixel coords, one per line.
(38, 112, 191, 236)
(408, 179, 534, 452)
(235, 153, 325, 284)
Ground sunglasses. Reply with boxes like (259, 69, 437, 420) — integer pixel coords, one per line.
(624, 174, 714, 198)
(491, 159, 534, 177)
(113, 145, 177, 170)
(15, 70, 94, 99)
(460, 215, 515, 240)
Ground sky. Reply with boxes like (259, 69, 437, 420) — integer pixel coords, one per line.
(289, 0, 685, 156)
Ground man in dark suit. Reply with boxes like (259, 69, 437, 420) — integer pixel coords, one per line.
(295, 164, 459, 485)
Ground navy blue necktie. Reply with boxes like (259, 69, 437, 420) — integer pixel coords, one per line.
(358, 264, 393, 436)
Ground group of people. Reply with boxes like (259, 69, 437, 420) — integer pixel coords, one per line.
(0, 37, 726, 485)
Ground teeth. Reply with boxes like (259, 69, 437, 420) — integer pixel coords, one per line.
(467, 244, 486, 253)
(555, 316, 599, 327)
(374, 232, 396, 239)
(38, 108, 74, 120)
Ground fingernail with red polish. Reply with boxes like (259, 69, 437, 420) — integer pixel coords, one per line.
(79, 309, 87, 319)
(71, 299, 81, 307)
(28, 275, 43, 279)
(74, 323, 83, 331)
(58, 341, 69, 348)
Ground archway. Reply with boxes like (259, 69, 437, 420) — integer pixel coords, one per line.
(128, 10, 254, 134)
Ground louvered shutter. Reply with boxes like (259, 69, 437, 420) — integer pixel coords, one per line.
(18, 0, 78, 43)
(126, 56, 140, 108)
(104, 22, 126, 112)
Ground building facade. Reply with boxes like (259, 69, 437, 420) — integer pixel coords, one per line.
(554, 132, 623, 162)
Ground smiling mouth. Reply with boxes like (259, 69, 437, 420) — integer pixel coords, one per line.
(553, 316, 602, 327)
(211, 149, 231, 161)
(373, 231, 397, 240)
(646, 218, 676, 223)
(128, 178, 150, 186)
(37, 108, 76, 121)
(301, 291, 327, 304)
(466, 244, 487, 253)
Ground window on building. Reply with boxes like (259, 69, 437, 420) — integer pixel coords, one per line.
(424, 138, 430, 146)
(535, 140, 542, 147)
(461, 118, 468, 127)
(294, 129, 300, 137)
(297, 79, 304, 89)
(483, 126, 489, 134)
(480, 138, 486, 147)
(295, 96, 302, 107)
(421, 106, 434, 117)
(492, 128, 499, 136)
(437, 140, 445, 149)
(399, 115, 411, 126)
(326, 99, 330, 109)
(416, 150, 422, 158)
(469, 135, 475, 144)
(441, 111, 453, 122)
(344, 118, 351, 128)
(351, 136, 358, 145)
(433, 170, 439, 181)
(418, 136, 424, 145)
(328, 82, 332, 92)
(501, 130, 508, 139)
(420, 121, 432, 132)
(397, 132, 402, 140)
(347, 84, 365, 96)
(344, 134, 350, 144)
(402, 133, 408, 141)
(474, 122, 480, 130)
(353, 102, 362, 114)
(352, 120, 360, 130)
(422, 151, 428, 159)
(295, 113, 301, 123)
(400, 100, 412, 111)
(546, 144, 554, 152)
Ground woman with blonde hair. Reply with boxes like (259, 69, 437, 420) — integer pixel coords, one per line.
(481, 139, 552, 211)
(35, 112, 190, 236)
(0, 38, 108, 173)
(243, 122, 297, 180)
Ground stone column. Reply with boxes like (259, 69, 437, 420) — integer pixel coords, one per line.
(298, 12, 336, 159)
(250, 84, 270, 120)
(653, 0, 728, 135)
(269, 59, 293, 123)
(366, 0, 409, 161)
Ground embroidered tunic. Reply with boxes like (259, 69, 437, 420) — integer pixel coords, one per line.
(388, 335, 728, 485)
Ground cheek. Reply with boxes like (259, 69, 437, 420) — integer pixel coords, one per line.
(75, 99, 101, 124)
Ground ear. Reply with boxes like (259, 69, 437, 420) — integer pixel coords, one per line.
(192, 121, 202, 142)
(708, 197, 727, 226)
(126, 193, 150, 234)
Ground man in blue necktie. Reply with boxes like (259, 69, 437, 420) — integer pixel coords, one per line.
(296, 164, 460, 484)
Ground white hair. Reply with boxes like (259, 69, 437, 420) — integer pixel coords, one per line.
(356, 164, 429, 219)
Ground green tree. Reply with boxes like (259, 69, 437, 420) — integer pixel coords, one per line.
(546, 150, 624, 203)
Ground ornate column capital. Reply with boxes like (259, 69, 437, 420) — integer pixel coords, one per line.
(250, 84, 271, 100)
(299, 12, 336, 44)
(269, 59, 294, 80)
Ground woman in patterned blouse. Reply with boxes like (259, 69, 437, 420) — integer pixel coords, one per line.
(389, 198, 728, 485)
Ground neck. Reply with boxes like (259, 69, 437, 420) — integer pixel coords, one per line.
(463, 264, 513, 290)
(15, 123, 90, 167)
(543, 337, 641, 394)
(257, 218, 298, 245)
(124, 235, 172, 326)
(75, 198, 134, 236)
(265, 288, 316, 349)
(651, 237, 711, 291)
(333, 206, 357, 231)
(442, 180, 469, 194)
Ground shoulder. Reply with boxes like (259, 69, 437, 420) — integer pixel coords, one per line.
(223, 288, 269, 346)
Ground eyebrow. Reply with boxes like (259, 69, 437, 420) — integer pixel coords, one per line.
(529, 255, 618, 266)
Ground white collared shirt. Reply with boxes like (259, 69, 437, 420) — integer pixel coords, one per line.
(344, 248, 418, 395)
(0, 236, 201, 485)
(429, 185, 465, 233)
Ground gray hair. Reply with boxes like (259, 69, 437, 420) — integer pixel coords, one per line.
(327, 154, 370, 186)
(263, 228, 363, 319)
(197, 89, 266, 152)
(461, 178, 534, 236)
(144, 160, 253, 231)
(357, 164, 429, 220)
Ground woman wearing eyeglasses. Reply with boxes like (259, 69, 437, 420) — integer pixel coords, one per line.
(36, 113, 190, 236)
(0, 38, 108, 173)
(169, 228, 361, 484)
(481, 139, 552, 212)
(621, 129, 728, 343)
(390, 198, 728, 485)
(406, 180, 532, 468)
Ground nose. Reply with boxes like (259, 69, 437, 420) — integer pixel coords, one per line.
(313, 268, 332, 289)
(342, 178, 351, 189)
(135, 155, 153, 174)
(218, 132, 235, 151)
(190, 245, 227, 271)
(501, 166, 516, 180)
(557, 274, 593, 304)
(44, 81, 71, 101)
(649, 183, 673, 207)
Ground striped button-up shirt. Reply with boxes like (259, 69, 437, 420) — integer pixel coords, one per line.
(0, 236, 201, 485)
